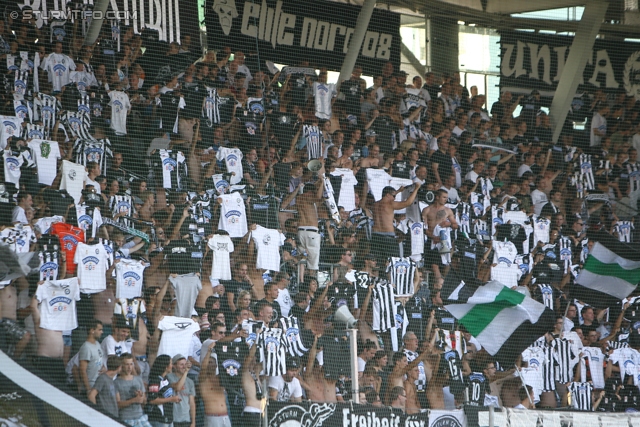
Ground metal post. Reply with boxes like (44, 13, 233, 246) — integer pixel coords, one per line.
(337, 0, 377, 84)
(488, 405, 494, 427)
(349, 328, 359, 403)
(263, 378, 268, 427)
(82, 0, 110, 46)
(549, 1, 609, 143)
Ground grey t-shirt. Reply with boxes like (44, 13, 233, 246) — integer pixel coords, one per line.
(93, 373, 119, 418)
(79, 341, 104, 388)
(114, 375, 145, 420)
(166, 372, 196, 423)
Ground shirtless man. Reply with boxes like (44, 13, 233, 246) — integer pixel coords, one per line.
(422, 189, 459, 282)
(301, 334, 337, 402)
(384, 345, 430, 405)
(31, 284, 66, 388)
(93, 281, 116, 340)
(240, 337, 265, 427)
(295, 165, 326, 273)
(371, 183, 421, 261)
(0, 279, 31, 358)
(200, 328, 231, 427)
(404, 365, 422, 414)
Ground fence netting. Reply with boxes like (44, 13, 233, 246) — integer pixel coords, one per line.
(0, 1, 639, 426)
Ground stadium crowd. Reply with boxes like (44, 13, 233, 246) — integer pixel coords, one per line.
(4, 11, 640, 427)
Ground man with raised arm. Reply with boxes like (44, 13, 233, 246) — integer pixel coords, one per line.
(371, 183, 421, 261)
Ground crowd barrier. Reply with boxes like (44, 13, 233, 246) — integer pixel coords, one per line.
(266, 401, 640, 427)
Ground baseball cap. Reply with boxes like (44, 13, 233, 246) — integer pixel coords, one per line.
(172, 354, 186, 364)
(365, 129, 377, 137)
(286, 358, 300, 370)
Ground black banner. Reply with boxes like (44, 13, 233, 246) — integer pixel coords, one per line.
(268, 401, 425, 427)
(499, 31, 640, 99)
(205, 0, 401, 76)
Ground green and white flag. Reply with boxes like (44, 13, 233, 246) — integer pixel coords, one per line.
(574, 241, 640, 308)
(445, 281, 554, 365)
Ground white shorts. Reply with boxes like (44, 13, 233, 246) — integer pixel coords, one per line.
(205, 414, 231, 427)
(298, 228, 320, 270)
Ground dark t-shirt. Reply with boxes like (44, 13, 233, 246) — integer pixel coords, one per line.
(147, 375, 174, 423)
(431, 150, 452, 181)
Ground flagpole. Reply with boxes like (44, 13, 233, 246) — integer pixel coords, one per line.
(560, 281, 573, 339)
(514, 366, 534, 407)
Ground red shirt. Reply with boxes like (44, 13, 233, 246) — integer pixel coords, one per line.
(50, 222, 85, 275)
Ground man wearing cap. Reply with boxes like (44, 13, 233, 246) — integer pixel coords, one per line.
(101, 317, 133, 366)
(167, 354, 196, 427)
(268, 358, 303, 402)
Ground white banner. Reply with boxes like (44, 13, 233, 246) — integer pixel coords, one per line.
(428, 409, 466, 427)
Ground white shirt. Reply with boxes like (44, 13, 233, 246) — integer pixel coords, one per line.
(217, 192, 248, 238)
(517, 163, 532, 177)
(440, 185, 460, 204)
(465, 170, 480, 183)
(275, 288, 293, 318)
(313, 82, 337, 120)
(12, 205, 28, 224)
(216, 147, 243, 184)
(28, 139, 61, 185)
(251, 225, 285, 271)
(108, 90, 131, 135)
(42, 53, 76, 92)
(60, 160, 88, 205)
(101, 335, 132, 365)
(268, 375, 303, 402)
(531, 189, 549, 216)
(591, 112, 606, 147)
(157, 316, 201, 358)
(332, 168, 358, 211)
(0, 116, 22, 150)
(74, 243, 109, 294)
(208, 234, 234, 280)
(35, 277, 81, 331)
(115, 259, 146, 299)
(85, 176, 101, 194)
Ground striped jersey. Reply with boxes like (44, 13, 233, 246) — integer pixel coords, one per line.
(62, 111, 93, 140)
(34, 92, 59, 132)
(38, 249, 59, 281)
(576, 154, 595, 190)
(203, 86, 220, 127)
(568, 382, 593, 411)
(279, 316, 308, 357)
(387, 257, 416, 296)
(303, 124, 323, 160)
(73, 138, 113, 174)
(258, 328, 287, 377)
(372, 279, 397, 332)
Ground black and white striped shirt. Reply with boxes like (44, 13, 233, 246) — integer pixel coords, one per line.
(203, 86, 220, 127)
(279, 316, 308, 357)
(569, 381, 593, 411)
(303, 124, 323, 160)
(387, 257, 416, 296)
(372, 279, 396, 332)
(258, 327, 287, 377)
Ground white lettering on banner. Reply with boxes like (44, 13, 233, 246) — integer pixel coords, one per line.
(17, 0, 180, 43)
(238, 0, 393, 58)
(501, 43, 621, 89)
(527, 43, 552, 85)
(342, 408, 402, 427)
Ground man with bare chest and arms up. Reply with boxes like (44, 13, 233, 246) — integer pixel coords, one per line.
(422, 189, 458, 283)
(371, 183, 421, 262)
(296, 163, 327, 273)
